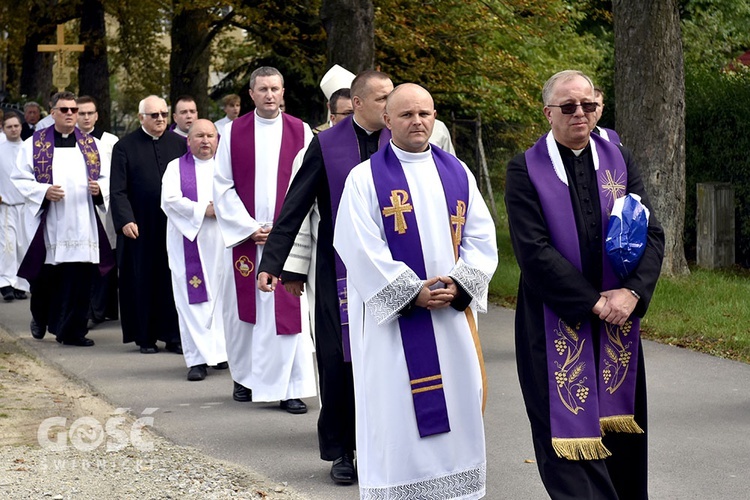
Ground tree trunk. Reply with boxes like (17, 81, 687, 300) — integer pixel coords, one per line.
(78, 0, 112, 132)
(20, 28, 55, 104)
(169, 3, 212, 118)
(320, 0, 374, 73)
(612, 0, 689, 276)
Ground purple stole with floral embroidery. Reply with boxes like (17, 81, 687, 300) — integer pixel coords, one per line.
(319, 115, 391, 361)
(178, 153, 208, 304)
(525, 132, 642, 461)
(18, 126, 114, 281)
(229, 112, 303, 334)
(369, 143, 468, 438)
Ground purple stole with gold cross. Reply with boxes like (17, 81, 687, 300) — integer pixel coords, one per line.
(18, 125, 114, 281)
(177, 152, 208, 304)
(319, 115, 391, 361)
(229, 112, 303, 334)
(525, 132, 643, 461)
(369, 143, 469, 438)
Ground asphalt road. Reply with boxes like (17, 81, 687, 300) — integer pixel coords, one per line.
(1, 299, 749, 499)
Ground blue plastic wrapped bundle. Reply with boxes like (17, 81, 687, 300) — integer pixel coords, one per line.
(605, 193, 650, 279)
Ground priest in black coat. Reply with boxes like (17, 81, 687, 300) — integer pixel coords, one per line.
(257, 70, 394, 484)
(505, 70, 664, 500)
(110, 95, 187, 353)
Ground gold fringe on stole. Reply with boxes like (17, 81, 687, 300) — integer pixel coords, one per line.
(551, 437, 612, 461)
(464, 307, 487, 413)
(600, 415, 644, 434)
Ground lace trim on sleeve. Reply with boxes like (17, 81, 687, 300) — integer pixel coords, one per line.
(365, 269, 423, 325)
(449, 258, 491, 313)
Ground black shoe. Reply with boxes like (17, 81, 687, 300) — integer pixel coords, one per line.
(13, 290, 27, 300)
(212, 361, 229, 370)
(232, 381, 252, 402)
(165, 342, 183, 354)
(30, 319, 46, 340)
(59, 337, 95, 347)
(280, 398, 307, 414)
(330, 453, 356, 484)
(1, 286, 14, 301)
(139, 345, 159, 354)
(187, 364, 208, 381)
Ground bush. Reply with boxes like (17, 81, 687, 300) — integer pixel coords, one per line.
(684, 68, 750, 265)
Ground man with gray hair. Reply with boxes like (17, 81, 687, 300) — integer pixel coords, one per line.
(111, 95, 187, 354)
(21, 101, 42, 140)
(505, 69, 664, 499)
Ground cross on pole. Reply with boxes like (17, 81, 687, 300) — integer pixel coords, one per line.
(37, 25, 84, 92)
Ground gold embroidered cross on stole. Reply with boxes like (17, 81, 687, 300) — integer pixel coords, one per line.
(382, 189, 413, 234)
(189, 276, 202, 288)
(451, 200, 466, 255)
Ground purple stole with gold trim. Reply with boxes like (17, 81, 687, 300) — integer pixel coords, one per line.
(319, 115, 391, 361)
(229, 112, 303, 334)
(525, 132, 642, 461)
(18, 126, 114, 281)
(178, 153, 208, 304)
(369, 143, 468, 438)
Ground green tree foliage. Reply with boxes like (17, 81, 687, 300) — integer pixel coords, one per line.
(374, 0, 603, 166)
(684, 68, 750, 265)
(681, 0, 750, 71)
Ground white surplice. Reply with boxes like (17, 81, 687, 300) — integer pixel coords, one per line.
(161, 155, 228, 368)
(213, 112, 317, 402)
(334, 143, 498, 499)
(0, 140, 29, 291)
(13, 136, 110, 265)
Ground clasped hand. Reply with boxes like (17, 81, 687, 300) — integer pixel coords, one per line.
(592, 288, 638, 326)
(415, 276, 457, 310)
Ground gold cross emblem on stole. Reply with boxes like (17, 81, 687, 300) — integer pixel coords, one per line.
(451, 200, 466, 255)
(338, 282, 348, 315)
(382, 189, 413, 234)
(189, 276, 202, 288)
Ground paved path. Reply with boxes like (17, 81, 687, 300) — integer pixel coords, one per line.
(1, 300, 749, 499)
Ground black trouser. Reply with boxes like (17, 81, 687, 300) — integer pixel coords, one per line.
(31, 263, 96, 341)
(89, 265, 119, 321)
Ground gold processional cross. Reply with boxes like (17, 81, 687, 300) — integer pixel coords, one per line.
(382, 189, 413, 234)
(37, 25, 84, 92)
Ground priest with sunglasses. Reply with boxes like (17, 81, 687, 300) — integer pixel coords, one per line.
(12, 91, 113, 347)
(505, 70, 665, 499)
(110, 95, 187, 354)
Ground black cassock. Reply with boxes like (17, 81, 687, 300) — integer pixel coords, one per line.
(110, 128, 186, 347)
(259, 123, 382, 461)
(505, 141, 664, 500)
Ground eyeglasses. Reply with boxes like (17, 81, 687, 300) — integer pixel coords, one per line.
(142, 112, 169, 119)
(78, 111, 96, 117)
(53, 107, 79, 114)
(332, 111, 353, 116)
(547, 102, 599, 114)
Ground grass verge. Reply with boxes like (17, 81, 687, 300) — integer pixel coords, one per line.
(488, 194, 750, 364)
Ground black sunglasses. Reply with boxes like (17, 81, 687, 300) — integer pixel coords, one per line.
(547, 102, 599, 114)
(142, 112, 169, 119)
(54, 107, 79, 114)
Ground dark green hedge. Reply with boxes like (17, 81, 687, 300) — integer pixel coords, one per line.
(684, 68, 750, 265)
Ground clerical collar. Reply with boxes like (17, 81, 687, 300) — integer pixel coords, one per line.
(390, 140, 432, 162)
(53, 129, 77, 147)
(141, 126, 161, 140)
(255, 110, 281, 125)
(174, 128, 188, 138)
(556, 140, 591, 158)
(353, 116, 375, 135)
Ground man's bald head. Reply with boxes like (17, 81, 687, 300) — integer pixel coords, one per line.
(383, 83, 436, 153)
(187, 119, 218, 161)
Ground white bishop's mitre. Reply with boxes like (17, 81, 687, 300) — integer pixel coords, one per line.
(320, 64, 356, 100)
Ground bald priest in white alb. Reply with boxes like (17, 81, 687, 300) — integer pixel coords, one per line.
(213, 66, 316, 413)
(161, 119, 228, 382)
(334, 83, 498, 499)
